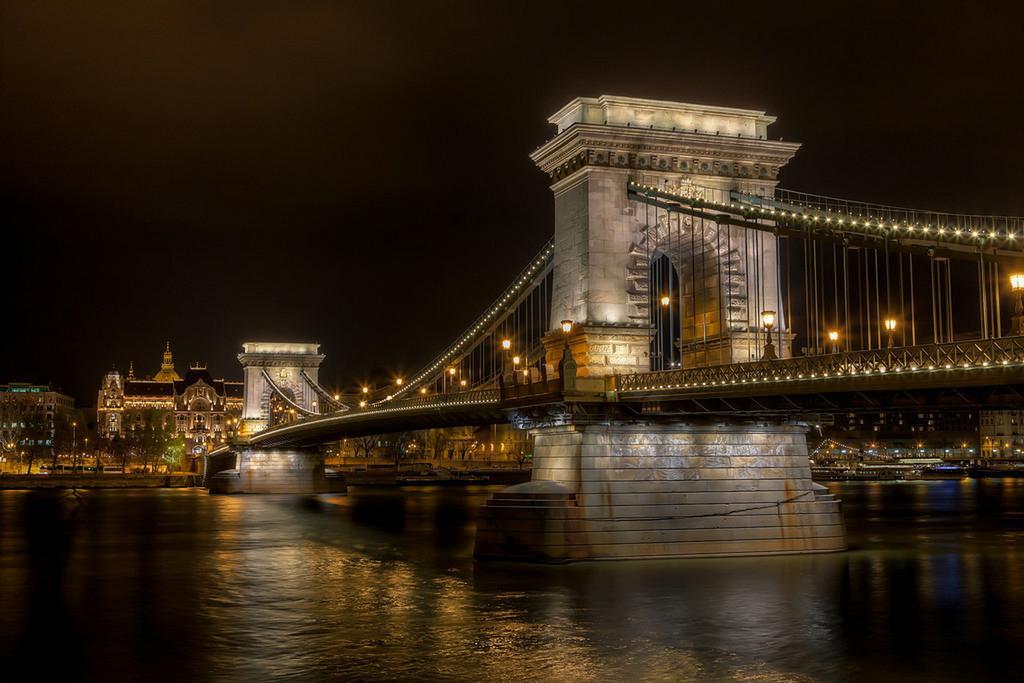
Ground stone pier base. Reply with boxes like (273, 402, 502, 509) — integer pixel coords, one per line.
(208, 448, 346, 494)
(474, 422, 845, 562)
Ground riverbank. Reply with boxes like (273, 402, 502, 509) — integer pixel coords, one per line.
(0, 469, 531, 489)
(341, 468, 531, 486)
(813, 466, 1024, 481)
(0, 473, 200, 489)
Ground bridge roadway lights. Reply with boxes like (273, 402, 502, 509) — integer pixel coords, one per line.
(474, 418, 846, 562)
(207, 447, 346, 494)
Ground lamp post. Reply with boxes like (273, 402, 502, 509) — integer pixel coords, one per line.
(560, 320, 573, 356)
(447, 367, 456, 393)
(760, 310, 777, 360)
(1011, 273, 1024, 335)
(559, 319, 576, 383)
(500, 338, 511, 382)
(827, 330, 839, 354)
(512, 355, 521, 385)
(884, 317, 897, 349)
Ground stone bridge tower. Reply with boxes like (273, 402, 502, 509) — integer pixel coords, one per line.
(531, 95, 800, 375)
(237, 342, 326, 434)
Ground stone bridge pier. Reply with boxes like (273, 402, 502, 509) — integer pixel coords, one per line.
(474, 417, 845, 561)
(206, 447, 345, 494)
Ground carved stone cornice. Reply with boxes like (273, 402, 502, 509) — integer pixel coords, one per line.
(531, 123, 800, 185)
(238, 353, 325, 369)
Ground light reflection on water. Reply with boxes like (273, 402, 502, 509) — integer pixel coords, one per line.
(2, 480, 1024, 681)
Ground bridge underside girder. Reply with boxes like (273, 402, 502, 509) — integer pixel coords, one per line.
(249, 385, 566, 449)
(634, 383, 1024, 419)
(620, 365, 1024, 416)
(251, 405, 508, 448)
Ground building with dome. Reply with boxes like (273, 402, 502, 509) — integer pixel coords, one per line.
(97, 343, 243, 454)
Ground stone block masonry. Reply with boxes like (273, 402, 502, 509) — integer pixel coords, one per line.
(475, 421, 845, 562)
(208, 448, 346, 494)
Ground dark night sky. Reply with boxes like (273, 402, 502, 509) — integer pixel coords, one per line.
(3, 1, 1023, 407)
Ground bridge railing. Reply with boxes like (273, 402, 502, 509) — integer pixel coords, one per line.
(616, 336, 1024, 395)
(500, 377, 562, 401)
(773, 187, 1024, 235)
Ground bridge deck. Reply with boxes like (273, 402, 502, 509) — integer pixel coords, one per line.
(219, 337, 1024, 451)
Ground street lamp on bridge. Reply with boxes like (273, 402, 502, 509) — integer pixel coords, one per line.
(827, 330, 839, 354)
(559, 319, 576, 382)
(500, 338, 512, 383)
(884, 317, 897, 348)
(760, 310, 777, 360)
(1011, 273, 1024, 335)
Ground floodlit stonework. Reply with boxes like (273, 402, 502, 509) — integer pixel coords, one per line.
(207, 448, 344, 494)
(542, 323, 651, 378)
(475, 422, 845, 562)
(238, 341, 330, 434)
(530, 95, 799, 375)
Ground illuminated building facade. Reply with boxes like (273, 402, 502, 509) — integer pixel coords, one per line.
(979, 410, 1024, 461)
(97, 343, 243, 454)
(0, 382, 76, 452)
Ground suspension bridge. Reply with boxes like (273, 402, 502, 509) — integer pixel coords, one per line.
(208, 95, 1024, 562)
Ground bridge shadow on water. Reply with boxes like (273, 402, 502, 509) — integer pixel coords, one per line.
(3, 480, 1024, 681)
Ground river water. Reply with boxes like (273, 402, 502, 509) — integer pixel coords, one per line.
(2, 480, 1023, 681)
